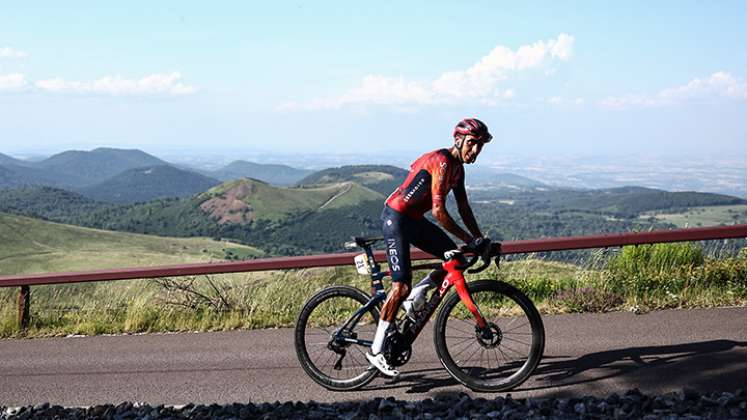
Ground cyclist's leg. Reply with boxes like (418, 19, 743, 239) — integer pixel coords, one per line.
(380, 205, 414, 294)
(411, 217, 458, 286)
(369, 206, 414, 374)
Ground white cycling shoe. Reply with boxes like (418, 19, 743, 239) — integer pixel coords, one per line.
(365, 352, 400, 377)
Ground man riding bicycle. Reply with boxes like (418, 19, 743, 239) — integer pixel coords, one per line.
(367, 117, 493, 377)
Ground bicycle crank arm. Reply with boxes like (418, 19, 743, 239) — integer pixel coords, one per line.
(337, 337, 373, 347)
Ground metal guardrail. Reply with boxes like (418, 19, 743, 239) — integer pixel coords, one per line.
(2, 224, 747, 330)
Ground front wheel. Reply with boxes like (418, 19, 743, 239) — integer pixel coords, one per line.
(434, 280, 545, 392)
(295, 285, 380, 391)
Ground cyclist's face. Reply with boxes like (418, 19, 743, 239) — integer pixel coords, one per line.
(460, 136, 484, 164)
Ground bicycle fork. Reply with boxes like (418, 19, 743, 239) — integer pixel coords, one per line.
(440, 258, 489, 330)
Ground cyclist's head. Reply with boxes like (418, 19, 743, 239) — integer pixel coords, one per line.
(453, 118, 492, 164)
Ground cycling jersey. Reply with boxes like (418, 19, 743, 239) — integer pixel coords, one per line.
(385, 149, 464, 219)
(381, 205, 456, 284)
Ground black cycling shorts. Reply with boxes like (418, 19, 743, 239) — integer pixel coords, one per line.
(381, 205, 457, 285)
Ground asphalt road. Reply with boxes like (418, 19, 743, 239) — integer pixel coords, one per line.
(1, 307, 746, 407)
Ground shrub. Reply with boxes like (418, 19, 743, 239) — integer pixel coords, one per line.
(606, 242, 704, 295)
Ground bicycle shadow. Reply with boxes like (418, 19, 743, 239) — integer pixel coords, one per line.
(366, 339, 747, 396)
(527, 339, 747, 396)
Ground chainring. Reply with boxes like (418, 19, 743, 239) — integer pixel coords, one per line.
(382, 330, 412, 367)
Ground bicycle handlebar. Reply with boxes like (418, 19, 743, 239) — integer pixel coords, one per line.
(457, 242, 502, 274)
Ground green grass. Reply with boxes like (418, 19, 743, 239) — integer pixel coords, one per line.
(351, 171, 395, 183)
(0, 212, 263, 276)
(640, 204, 747, 227)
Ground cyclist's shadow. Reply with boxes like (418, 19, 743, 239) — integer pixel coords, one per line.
(364, 339, 747, 394)
(528, 339, 747, 393)
(365, 366, 461, 394)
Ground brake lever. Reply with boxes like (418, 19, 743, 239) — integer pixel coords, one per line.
(467, 258, 490, 274)
(467, 252, 491, 274)
(456, 253, 479, 271)
(467, 242, 501, 274)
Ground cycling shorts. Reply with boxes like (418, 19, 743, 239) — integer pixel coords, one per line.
(381, 205, 457, 285)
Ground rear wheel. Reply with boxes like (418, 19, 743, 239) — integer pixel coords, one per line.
(294, 285, 380, 391)
(434, 280, 544, 392)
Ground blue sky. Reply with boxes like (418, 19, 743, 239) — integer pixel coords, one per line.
(1, 1, 746, 160)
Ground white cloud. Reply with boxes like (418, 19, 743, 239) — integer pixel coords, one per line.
(280, 33, 574, 111)
(601, 71, 747, 109)
(35, 72, 197, 96)
(0, 73, 28, 91)
(0, 47, 28, 59)
(545, 95, 584, 106)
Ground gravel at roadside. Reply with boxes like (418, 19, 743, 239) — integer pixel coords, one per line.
(2, 388, 745, 419)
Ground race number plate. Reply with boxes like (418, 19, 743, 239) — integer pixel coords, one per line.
(354, 253, 371, 275)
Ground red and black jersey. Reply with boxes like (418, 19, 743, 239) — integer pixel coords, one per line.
(386, 149, 464, 219)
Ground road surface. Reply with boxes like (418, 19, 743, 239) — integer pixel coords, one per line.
(1, 307, 746, 406)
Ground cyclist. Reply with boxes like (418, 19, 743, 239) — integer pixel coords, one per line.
(366, 117, 493, 376)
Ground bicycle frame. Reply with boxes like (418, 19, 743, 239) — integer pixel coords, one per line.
(333, 246, 488, 349)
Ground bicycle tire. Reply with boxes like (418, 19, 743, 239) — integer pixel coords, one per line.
(433, 280, 544, 392)
(294, 285, 380, 391)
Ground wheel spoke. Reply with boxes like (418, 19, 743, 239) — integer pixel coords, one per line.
(502, 321, 530, 333)
(501, 336, 531, 347)
(296, 288, 380, 390)
(446, 322, 475, 335)
(437, 282, 543, 391)
(499, 343, 529, 358)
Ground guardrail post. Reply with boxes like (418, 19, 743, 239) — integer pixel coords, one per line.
(18, 285, 30, 331)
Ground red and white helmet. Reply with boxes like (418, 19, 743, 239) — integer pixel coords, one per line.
(453, 118, 492, 143)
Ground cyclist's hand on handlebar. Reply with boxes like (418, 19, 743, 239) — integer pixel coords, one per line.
(466, 237, 491, 256)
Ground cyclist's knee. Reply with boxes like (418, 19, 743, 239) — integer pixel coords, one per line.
(391, 281, 411, 300)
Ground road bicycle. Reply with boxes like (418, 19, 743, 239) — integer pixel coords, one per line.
(294, 236, 545, 392)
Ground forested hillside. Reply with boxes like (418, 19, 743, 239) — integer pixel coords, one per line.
(2, 174, 745, 257)
(77, 165, 221, 204)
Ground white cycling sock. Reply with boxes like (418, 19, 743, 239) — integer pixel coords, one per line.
(371, 320, 390, 355)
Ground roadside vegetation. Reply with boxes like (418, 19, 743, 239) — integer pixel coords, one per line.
(1, 242, 745, 338)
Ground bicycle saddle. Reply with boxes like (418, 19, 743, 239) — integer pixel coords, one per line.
(351, 236, 383, 247)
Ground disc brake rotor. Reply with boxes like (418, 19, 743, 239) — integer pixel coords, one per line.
(475, 322, 502, 349)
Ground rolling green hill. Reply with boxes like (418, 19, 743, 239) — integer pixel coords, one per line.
(297, 165, 408, 195)
(208, 160, 312, 186)
(3, 172, 744, 258)
(198, 178, 384, 223)
(35, 147, 168, 187)
(0, 212, 263, 276)
(14, 178, 387, 255)
(78, 165, 221, 204)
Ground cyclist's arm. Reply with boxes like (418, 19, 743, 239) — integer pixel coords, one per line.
(453, 179, 483, 239)
(430, 161, 471, 243)
(432, 202, 471, 243)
